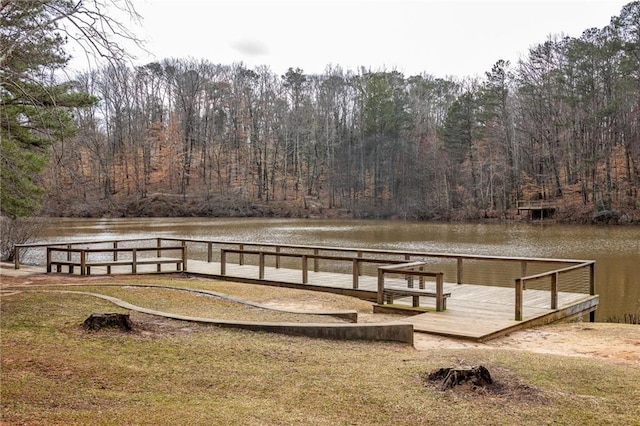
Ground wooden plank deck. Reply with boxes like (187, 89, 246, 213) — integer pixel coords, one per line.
(184, 260, 598, 342)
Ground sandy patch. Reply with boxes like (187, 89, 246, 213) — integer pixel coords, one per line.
(414, 323, 640, 365)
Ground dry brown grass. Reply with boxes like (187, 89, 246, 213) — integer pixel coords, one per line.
(2, 274, 640, 425)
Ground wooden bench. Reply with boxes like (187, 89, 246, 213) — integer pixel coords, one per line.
(49, 257, 184, 275)
(383, 286, 452, 309)
(46, 246, 186, 276)
(378, 263, 450, 311)
(86, 257, 184, 275)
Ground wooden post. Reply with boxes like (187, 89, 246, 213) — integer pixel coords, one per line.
(313, 248, 319, 272)
(352, 259, 359, 289)
(207, 242, 213, 263)
(14, 245, 20, 269)
(520, 260, 527, 290)
(156, 239, 162, 272)
(67, 244, 72, 262)
(46, 247, 52, 273)
(114, 241, 119, 261)
(132, 248, 137, 274)
(550, 272, 558, 309)
(515, 278, 523, 321)
(259, 252, 265, 279)
(404, 254, 412, 287)
(356, 251, 362, 277)
(436, 272, 444, 311)
(239, 244, 244, 266)
(377, 268, 385, 305)
(220, 249, 226, 275)
(589, 262, 596, 322)
(275, 246, 281, 269)
(419, 266, 425, 289)
(457, 257, 463, 284)
(80, 250, 86, 276)
(302, 255, 308, 284)
(182, 245, 187, 271)
(181, 240, 187, 271)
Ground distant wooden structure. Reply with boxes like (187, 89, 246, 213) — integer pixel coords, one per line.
(517, 199, 558, 220)
(16, 237, 598, 342)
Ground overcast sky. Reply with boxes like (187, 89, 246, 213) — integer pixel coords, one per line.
(116, 0, 629, 78)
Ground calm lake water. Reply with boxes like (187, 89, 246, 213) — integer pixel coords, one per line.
(37, 217, 639, 322)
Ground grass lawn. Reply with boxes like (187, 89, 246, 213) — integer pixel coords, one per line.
(1, 275, 639, 425)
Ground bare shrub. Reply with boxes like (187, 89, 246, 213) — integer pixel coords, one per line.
(0, 217, 43, 262)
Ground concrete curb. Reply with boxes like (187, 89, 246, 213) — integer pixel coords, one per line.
(11, 287, 414, 345)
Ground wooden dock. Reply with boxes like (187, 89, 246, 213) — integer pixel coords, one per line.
(517, 199, 558, 220)
(186, 260, 599, 342)
(16, 238, 599, 342)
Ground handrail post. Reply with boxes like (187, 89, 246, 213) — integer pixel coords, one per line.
(181, 240, 187, 271)
(14, 245, 20, 269)
(132, 248, 137, 274)
(515, 278, 523, 321)
(457, 257, 463, 284)
(419, 265, 425, 289)
(589, 262, 596, 322)
(301, 255, 308, 284)
(356, 251, 362, 277)
(404, 254, 412, 287)
(275, 246, 281, 269)
(436, 272, 444, 311)
(220, 249, 226, 275)
(352, 258, 359, 289)
(520, 260, 527, 289)
(67, 244, 72, 262)
(80, 250, 86, 276)
(551, 272, 558, 309)
(46, 247, 52, 273)
(156, 239, 162, 272)
(313, 248, 319, 272)
(114, 241, 119, 261)
(259, 252, 265, 279)
(377, 268, 385, 305)
(207, 242, 213, 263)
(239, 244, 244, 265)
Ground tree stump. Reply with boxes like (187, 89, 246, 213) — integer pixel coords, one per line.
(427, 365, 493, 390)
(83, 313, 132, 331)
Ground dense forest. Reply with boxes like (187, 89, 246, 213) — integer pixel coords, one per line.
(7, 2, 640, 223)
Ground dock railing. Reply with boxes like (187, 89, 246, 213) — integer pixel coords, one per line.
(15, 237, 596, 320)
(516, 199, 558, 209)
(515, 260, 595, 321)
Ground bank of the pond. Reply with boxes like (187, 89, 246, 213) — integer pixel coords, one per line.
(42, 193, 639, 224)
